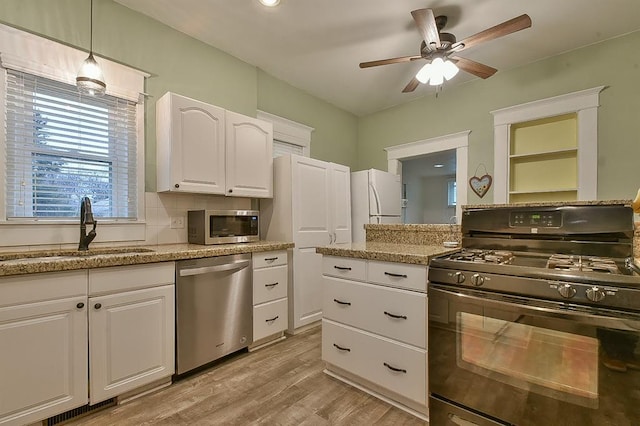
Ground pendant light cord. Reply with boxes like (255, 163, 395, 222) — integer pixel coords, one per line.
(89, 0, 94, 53)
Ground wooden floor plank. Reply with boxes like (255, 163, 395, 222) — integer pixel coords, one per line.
(66, 326, 427, 425)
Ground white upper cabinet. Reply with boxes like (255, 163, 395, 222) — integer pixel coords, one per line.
(225, 111, 273, 198)
(156, 92, 273, 197)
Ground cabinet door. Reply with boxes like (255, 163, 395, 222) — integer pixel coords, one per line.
(225, 111, 273, 198)
(158, 92, 226, 194)
(330, 163, 352, 244)
(89, 285, 174, 404)
(291, 248, 324, 330)
(0, 297, 87, 426)
(292, 156, 332, 248)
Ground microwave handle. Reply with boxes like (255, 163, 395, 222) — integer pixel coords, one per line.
(179, 260, 250, 277)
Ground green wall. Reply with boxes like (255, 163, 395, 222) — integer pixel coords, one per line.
(1, 1, 638, 203)
(0, 0, 359, 191)
(357, 30, 640, 204)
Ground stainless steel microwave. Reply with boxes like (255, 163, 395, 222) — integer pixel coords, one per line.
(187, 210, 259, 245)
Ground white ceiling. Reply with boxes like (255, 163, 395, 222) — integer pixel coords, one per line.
(114, 0, 640, 116)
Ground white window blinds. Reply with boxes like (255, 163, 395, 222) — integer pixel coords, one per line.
(5, 69, 138, 219)
(273, 139, 304, 158)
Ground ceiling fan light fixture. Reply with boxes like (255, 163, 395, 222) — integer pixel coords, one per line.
(429, 72, 444, 86)
(415, 63, 433, 84)
(443, 60, 459, 80)
(259, 0, 280, 6)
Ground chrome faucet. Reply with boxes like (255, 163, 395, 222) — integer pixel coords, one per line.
(79, 196, 97, 251)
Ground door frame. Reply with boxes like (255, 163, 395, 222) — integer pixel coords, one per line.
(385, 130, 470, 223)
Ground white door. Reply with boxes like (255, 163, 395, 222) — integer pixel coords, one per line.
(369, 169, 402, 216)
(89, 285, 175, 404)
(169, 93, 226, 194)
(225, 111, 273, 198)
(330, 163, 352, 244)
(291, 155, 332, 248)
(0, 297, 88, 426)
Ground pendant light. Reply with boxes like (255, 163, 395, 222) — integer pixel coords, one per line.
(76, 0, 106, 96)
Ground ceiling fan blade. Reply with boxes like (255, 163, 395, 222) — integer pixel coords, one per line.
(359, 55, 422, 69)
(411, 8, 440, 50)
(450, 56, 497, 79)
(453, 14, 531, 52)
(402, 77, 420, 93)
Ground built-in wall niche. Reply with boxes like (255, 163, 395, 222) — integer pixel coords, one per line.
(492, 86, 604, 204)
(509, 113, 578, 203)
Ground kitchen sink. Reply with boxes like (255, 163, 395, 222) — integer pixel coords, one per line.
(0, 247, 155, 262)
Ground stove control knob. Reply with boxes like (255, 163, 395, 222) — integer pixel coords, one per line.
(471, 274, 484, 287)
(586, 286, 606, 302)
(557, 283, 577, 299)
(454, 272, 466, 284)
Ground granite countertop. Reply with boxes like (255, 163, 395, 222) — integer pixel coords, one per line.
(0, 241, 294, 277)
(465, 200, 632, 209)
(316, 242, 459, 265)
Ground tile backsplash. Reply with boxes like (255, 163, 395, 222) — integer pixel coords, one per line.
(144, 192, 252, 245)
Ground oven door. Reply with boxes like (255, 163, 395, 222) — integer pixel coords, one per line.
(429, 284, 640, 426)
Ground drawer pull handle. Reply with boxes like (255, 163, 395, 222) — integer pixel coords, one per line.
(384, 311, 407, 320)
(265, 282, 279, 288)
(383, 362, 407, 373)
(333, 343, 351, 352)
(333, 298, 351, 306)
(265, 315, 279, 323)
(334, 266, 352, 271)
(384, 272, 408, 278)
(265, 257, 278, 262)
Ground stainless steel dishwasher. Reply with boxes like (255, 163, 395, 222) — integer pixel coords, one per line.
(175, 253, 253, 375)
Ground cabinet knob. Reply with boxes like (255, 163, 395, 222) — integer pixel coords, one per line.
(76, 302, 85, 309)
(174, 183, 180, 188)
(228, 189, 233, 193)
(94, 303, 102, 310)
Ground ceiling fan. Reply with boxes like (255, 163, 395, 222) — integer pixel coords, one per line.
(359, 9, 532, 92)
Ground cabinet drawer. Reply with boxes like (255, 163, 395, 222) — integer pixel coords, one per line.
(322, 256, 366, 281)
(367, 260, 427, 292)
(253, 298, 287, 342)
(253, 250, 287, 269)
(253, 265, 287, 304)
(323, 276, 426, 348)
(322, 319, 426, 405)
(89, 262, 175, 295)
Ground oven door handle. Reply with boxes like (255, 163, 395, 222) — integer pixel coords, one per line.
(430, 285, 640, 328)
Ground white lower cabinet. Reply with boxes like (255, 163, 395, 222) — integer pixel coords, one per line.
(0, 271, 88, 426)
(321, 256, 428, 419)
(0, 263, 175, 426)
(252, 251, 288, 345)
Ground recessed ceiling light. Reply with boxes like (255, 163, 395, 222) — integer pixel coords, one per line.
(434, 164, 444, 168)
(259, 0, 280, 6)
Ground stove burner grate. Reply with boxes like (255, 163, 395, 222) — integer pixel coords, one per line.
(546, 254, 620, 274)
(449, 249, 514, 265)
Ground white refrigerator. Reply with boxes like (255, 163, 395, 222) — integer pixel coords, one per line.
(351, 169, 402, 242)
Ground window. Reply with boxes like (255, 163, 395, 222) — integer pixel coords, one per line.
(447, 179, 456, 207)
(257, 110, 313, 158)
(0, 23, 147, 246)
(5, 70, 137, 219)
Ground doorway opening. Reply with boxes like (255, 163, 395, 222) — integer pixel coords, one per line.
(385, 130, 469, 224)
(402, 150, 457, 224)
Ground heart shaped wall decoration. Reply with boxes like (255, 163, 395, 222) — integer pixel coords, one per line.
(469, 164, 492, 198)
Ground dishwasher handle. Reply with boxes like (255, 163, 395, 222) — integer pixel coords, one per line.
(179, 260, 251, 277)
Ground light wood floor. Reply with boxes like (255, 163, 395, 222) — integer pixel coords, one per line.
(67, 326, 427, 425)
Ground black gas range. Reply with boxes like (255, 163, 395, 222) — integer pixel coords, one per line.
(427, 203, 640, 426)
(429, 203, 639, 311)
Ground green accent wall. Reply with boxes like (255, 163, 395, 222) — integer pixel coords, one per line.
(357, 30, 640, 203)
(1, 1, 638, 203)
